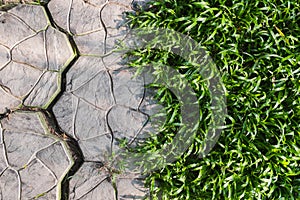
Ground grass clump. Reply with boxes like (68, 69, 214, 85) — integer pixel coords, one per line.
(124, 0, 300, 199)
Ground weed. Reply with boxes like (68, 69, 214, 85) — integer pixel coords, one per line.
(125, 0, 300, 199)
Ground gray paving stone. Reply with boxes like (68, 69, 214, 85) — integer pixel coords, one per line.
(0, 145, 8, 174)
(108, 105, 148, 143)
(47, 0, 69, 31)
(75, 100, 107, 139)
(0, 11, 35, 47)
(69, 162, 115, 200)
(12, 31, 48, 70)
(48, 0, 105, 35)
(46, 26, 75, 71)
(68, 0, 105, 35)
(73, 70, 115, 110)
(34, 188, 57, 200)
(111, 68, 144, 108)
(101, 2, 131, 52)
(0, 89, 21, 114)
(8, 4, 48, 32)
(0, 61, 42, 98)
(23, 71, 59, 107)
(102, 52, 128, 71)
(66, 56, 106, 92)
(19, 159, 56, 199)
(0, 44, 10, 68)
(74, 30, 106, 55)
(52, 93, 76, 137)
(0, 169, 19, 200)
(1, 0, 155, 199)
(36, 142, 70, 179)
(0, 4, 75, 114)
(116, 175, 149, 199)
(79, 134, 112, 162)
(0, 111, 74, 199)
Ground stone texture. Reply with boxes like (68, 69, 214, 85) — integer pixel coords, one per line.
(0, 111, 74, 199)
(24, 71, 59, 107)
(36, 142, 70, 179)
(68, 0, 105, 35)
(116, 175, 149, 199)
(69, 162, 116, 200)
(111, 68, 144, 108)
(0, 61, 42, 98)
(0, 89, 21, 114)
(101, 2, 131, 52)
(0, 4, 75, 113)
(108, 105, 148, 142)
(0, 11, 35, 47)
(19, 159, 56, 199)
(46, 26, 75, 71)
(8, 4, 48, 32)
(0, 1, 155, 199)
(0, 44, 10, 69)
(0, 169, 19, 200)
(74, 30, 106, 55)
(12, 31, 48, 70)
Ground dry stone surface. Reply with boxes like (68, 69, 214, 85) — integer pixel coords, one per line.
(0, 0, 155, 199)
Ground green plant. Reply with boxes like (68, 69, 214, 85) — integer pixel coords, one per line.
(124, 0, 300, 199)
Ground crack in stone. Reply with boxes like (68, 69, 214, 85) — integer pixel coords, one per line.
(1, 2, 85, 199)
(17, 106, 84, 200)
(1, 1, 152, 199)
(99, 2, 108, 55)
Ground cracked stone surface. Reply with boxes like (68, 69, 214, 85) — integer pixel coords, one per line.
(0, 111, 73, 199)
(0, 0, 155, 199)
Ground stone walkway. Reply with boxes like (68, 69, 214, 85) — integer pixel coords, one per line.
(0, 0, 154, 199)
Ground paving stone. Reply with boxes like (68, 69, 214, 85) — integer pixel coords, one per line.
(74, 30, 106, 55)
(36, 142, 70, 179)
(116, 174, 149, 199)
(46, 26, 75, 71)
(54, 95, 111, 161)
(79, 134, 112, 161)
(0, 168, 19, 200)
(108, 105, 148, 142)
(111, 68, 144, 108)
(10, 24, 73, 72)
(69, 162, 115, 200)
(101, 2, 131, 52)
(75, 100, 108, 139)
(0, 61, 42, 98)
(4, 130, 54, 168)
(0, 11, 35, 47)
(34, 188, 57, 200)
(0, 111, 74, 199)
(47, 0, 70, 31)
(12, 31, 48, 70)
(52, 93, 76, 137)
(0, 1, 156, 199)
(19, 159, 56, 199)
(0, 4, 75, 112)
(0, 44, 10, 68)
(69, 0, 105, 35)
(8, 4, 48, 32)
(0, 89, 21, 114)
(48, 0, 106, 35)
(66, 56, 106, 92)
(71, 69, 114, 110)
(0, 144, 8, 174)
(2, 110, 45, 133)
(102, 52, 128, 71)
(23, 71, 59, 107)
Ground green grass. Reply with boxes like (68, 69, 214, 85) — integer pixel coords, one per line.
(123, 0, 300, 199)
